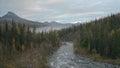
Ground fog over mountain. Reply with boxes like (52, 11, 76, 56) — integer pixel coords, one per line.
(0, 11, 72, 32)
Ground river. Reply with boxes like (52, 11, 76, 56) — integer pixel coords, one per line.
(48, 42, 120, 68)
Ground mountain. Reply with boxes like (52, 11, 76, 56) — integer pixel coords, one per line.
(0, 11, 73, 28)
(49, 21, 73, 27)
(2, 12, 20, 19)
(0, 12, 48, 27)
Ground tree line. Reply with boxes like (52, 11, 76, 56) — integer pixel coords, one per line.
(59, 14, 120, 59)
(74, 14, 120, 59)
(0, 20, 60, 66)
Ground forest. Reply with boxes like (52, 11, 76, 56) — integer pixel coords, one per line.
(0, 20, 60, 68)
(1, 13, 120, 67)
(59, 13, 120, 65)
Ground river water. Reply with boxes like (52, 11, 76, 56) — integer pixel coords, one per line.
(48, 42, 120, 68)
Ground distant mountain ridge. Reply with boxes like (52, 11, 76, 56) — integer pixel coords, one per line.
(0, 12, 48, 27)
(0, 11, 73, 28)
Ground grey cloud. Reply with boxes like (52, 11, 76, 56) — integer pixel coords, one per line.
(0, 0, 120, 23)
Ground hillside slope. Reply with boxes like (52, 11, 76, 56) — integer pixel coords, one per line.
(59, 13, 120, 65)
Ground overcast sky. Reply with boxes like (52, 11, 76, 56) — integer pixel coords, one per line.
(0, 0, 120, 23)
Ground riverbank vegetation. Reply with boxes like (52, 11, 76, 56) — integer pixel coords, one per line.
(59, 13, 120, 65)
(0, 20, 60, 68)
